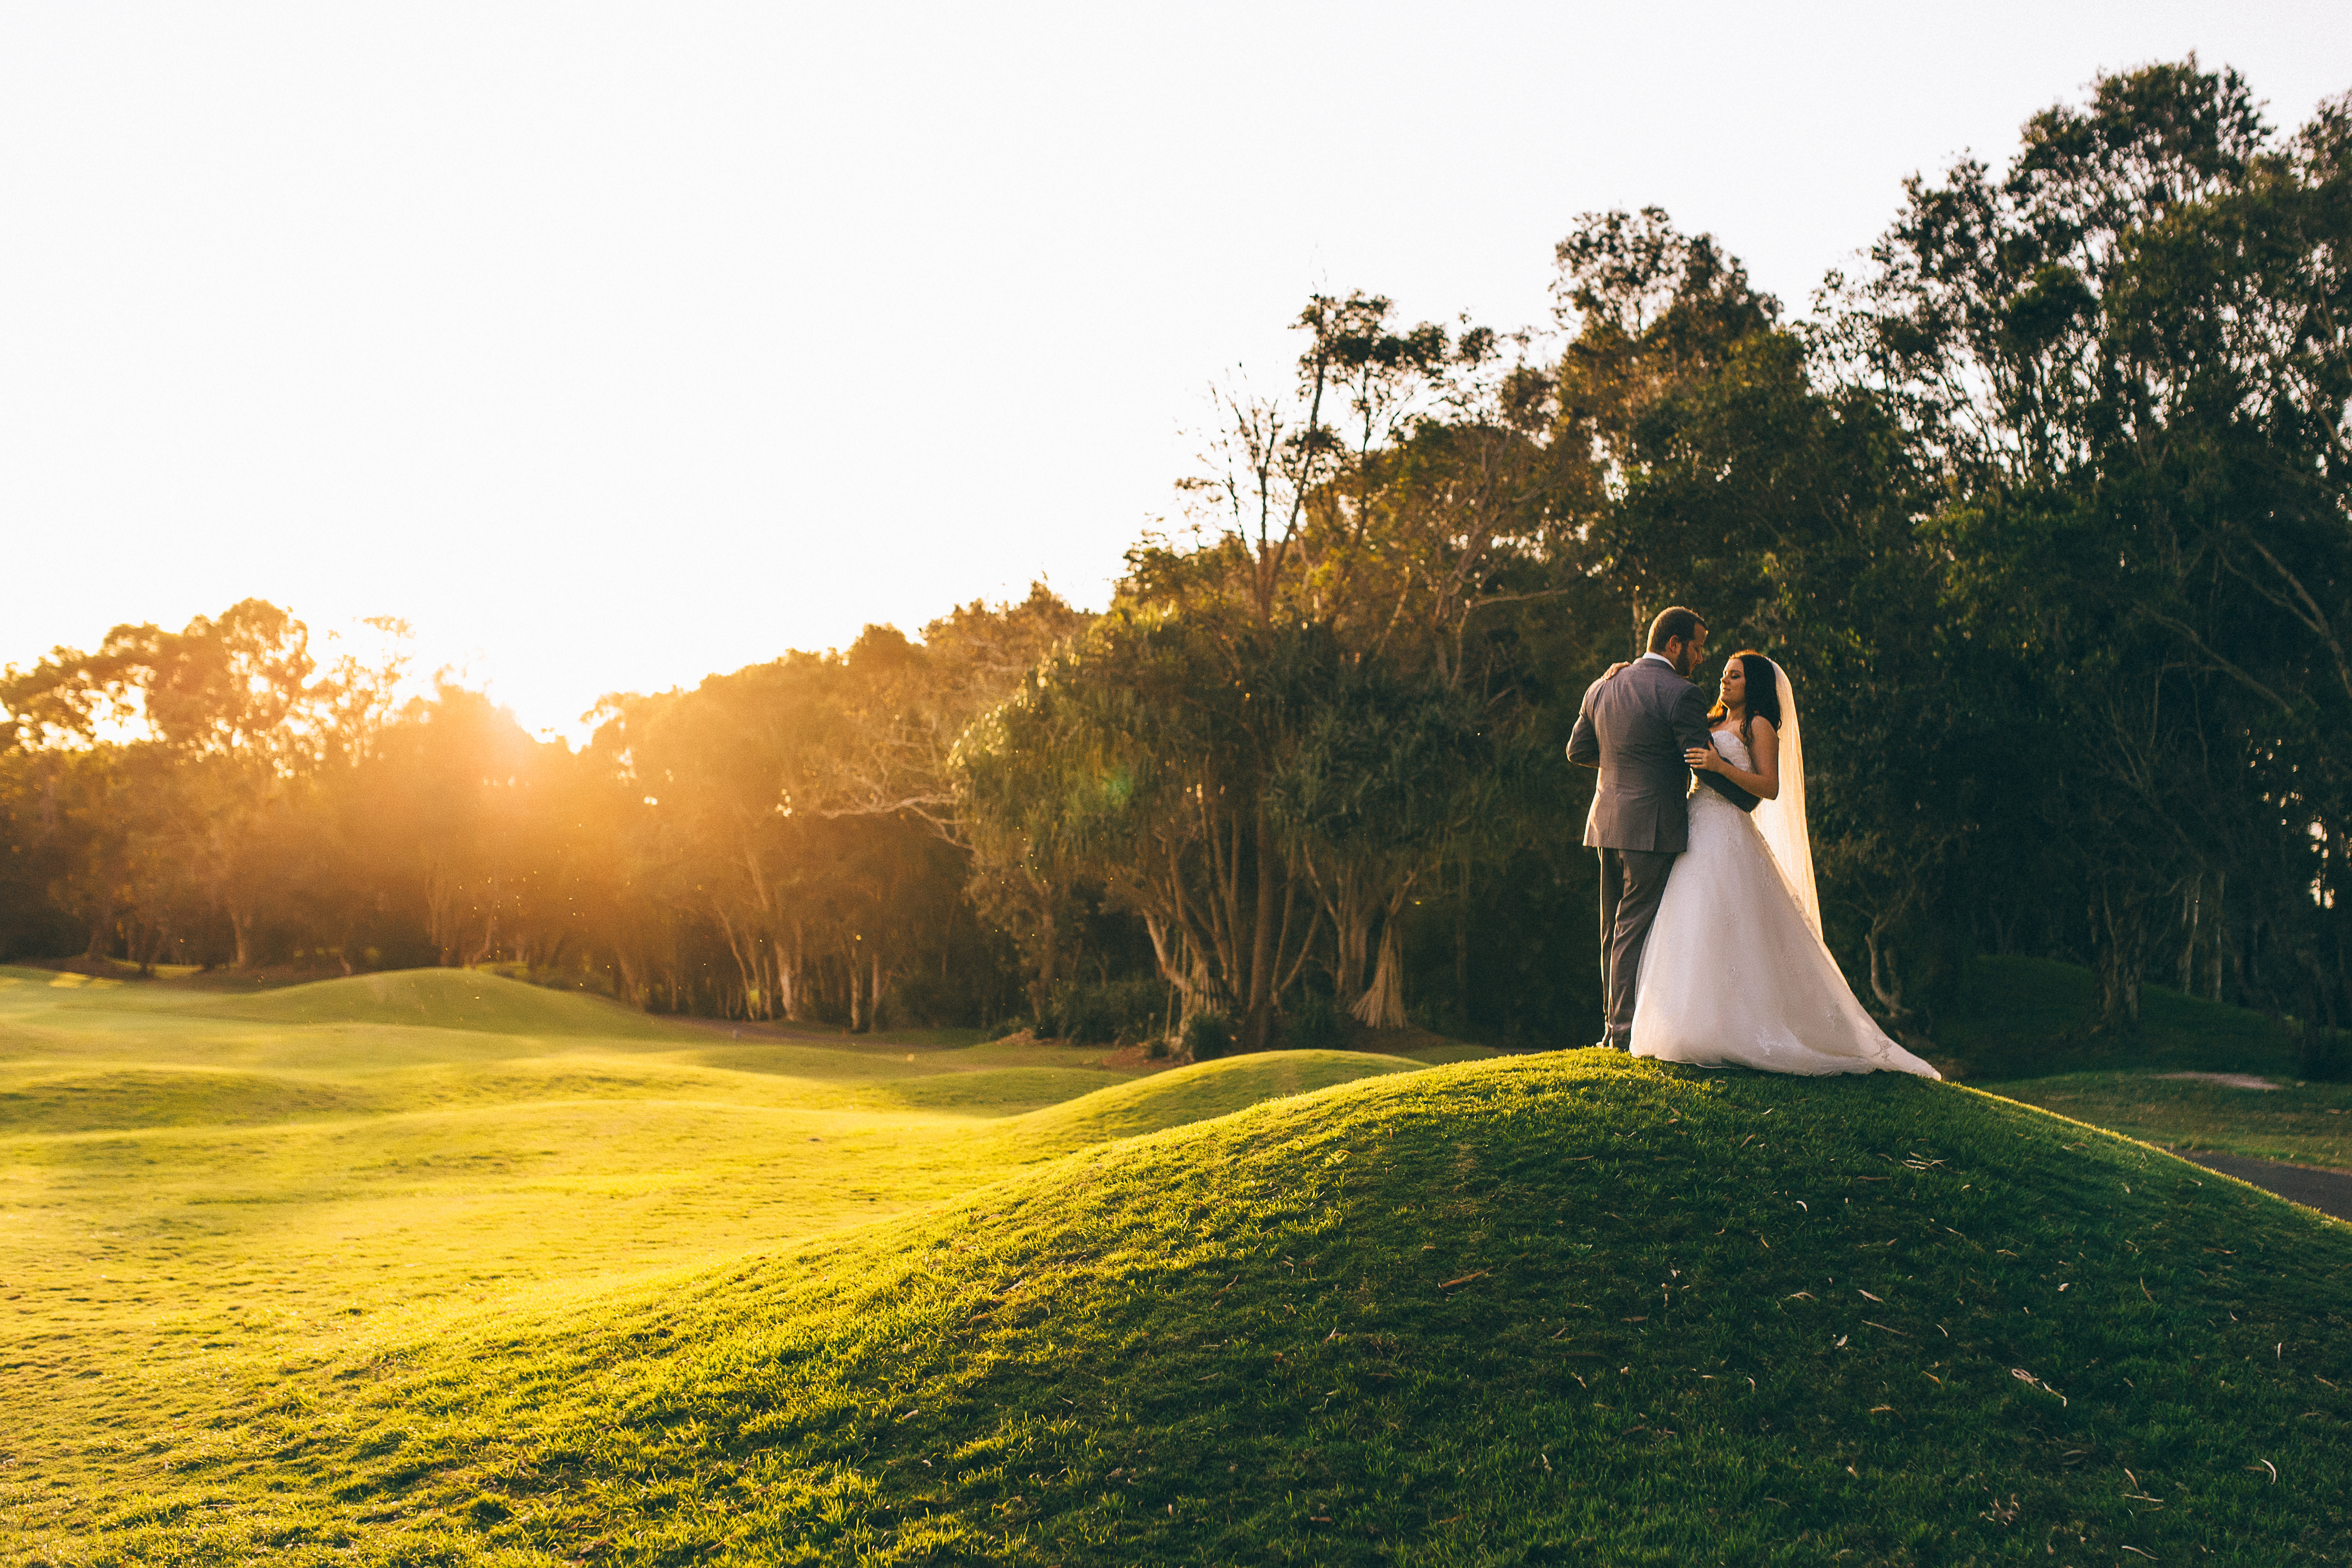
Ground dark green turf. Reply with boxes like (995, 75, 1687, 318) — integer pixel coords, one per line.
(1939, 957, 2299, 1081)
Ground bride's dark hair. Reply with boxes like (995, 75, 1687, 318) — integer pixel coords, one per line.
(1707, 650, 1782, 753)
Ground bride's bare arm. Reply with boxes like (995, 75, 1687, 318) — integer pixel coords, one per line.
(1686, 717, 1779, 799)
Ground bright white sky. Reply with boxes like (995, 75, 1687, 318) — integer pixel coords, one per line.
(3, 2, 2343, 740)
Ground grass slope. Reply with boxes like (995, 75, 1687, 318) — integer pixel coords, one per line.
(1946, 955, 2352, 1167)
(1994, 1074, 2352, 1170)
(1942, 957, 2298, 1081)
(187, 968, 686, 1038)
(1005, 1051, 1425, 1150)
(0, 966, 1473, 1567)
(17, 1052, 2349, 1567)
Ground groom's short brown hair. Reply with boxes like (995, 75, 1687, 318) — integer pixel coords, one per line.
(1648, 606, 1705, 652)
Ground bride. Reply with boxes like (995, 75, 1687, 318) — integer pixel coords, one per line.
(1618, 650, 1937, 1079)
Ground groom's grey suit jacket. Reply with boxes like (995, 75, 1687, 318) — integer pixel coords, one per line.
(1566, 657, 1758, 853)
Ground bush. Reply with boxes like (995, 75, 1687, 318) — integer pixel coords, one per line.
(1283, 990, 1347, 1052)
(1039, 977, 1171, 1045)
(1183, 1008, 1233, 1062)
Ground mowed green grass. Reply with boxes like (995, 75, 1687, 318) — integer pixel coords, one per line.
(1991, 1075, 2352, 1170)
(1941, 956, 2300, 1081)
(5, 965, 2351, 1565)
(1946, 955, 2352, 1168)
(0, 965, 1424, 1563)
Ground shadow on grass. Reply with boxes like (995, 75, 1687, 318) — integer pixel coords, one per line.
(1936, 955, 2302, 1082)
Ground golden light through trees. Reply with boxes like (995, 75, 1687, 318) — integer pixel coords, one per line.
(5, 62, 2351, 1055)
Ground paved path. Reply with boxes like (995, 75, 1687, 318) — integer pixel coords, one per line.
(2186, 1152, 2352, 1224)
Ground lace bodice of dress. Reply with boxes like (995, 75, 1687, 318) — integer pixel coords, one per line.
(1708, 725, 1753, 773)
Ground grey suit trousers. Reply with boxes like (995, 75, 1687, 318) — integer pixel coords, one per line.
(1598, 846, 1676, 1048)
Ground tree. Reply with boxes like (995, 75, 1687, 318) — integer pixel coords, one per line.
(1827, 62, 2352, 1033)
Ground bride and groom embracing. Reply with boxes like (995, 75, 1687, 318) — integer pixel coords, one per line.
(1567, 606, 1937, 1079)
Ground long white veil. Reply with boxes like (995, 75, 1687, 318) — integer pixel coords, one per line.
(1754, 658, 1822, 940)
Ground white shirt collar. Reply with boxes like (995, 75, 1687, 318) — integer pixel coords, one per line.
(1637, 651, 1675, 668)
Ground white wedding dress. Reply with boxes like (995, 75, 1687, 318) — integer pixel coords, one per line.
(1629, 681, 1938, 1079)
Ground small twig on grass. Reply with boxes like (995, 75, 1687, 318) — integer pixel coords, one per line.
(1438, 1271, 1489, 1290)
(1861, 1321, 1908, 1337)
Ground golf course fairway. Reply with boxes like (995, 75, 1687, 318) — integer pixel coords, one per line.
(3, 966, 2348, 1564)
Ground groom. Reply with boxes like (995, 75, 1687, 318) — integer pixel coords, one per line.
(1566, 606, 1758, 1050)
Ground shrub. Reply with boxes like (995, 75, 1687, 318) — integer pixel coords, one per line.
(1183, 1008, 1233, 1061)
(1039, 977, 1171, 1045)
(1283, 990, 1347, 1052)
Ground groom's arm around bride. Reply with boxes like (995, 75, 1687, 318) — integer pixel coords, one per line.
(1564, 607, 1757, 1048)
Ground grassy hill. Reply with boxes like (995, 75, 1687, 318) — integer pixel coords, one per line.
(5, 965, 2350, 1564)
(0, 964, 1464, 1563)
(188, 965, 692, 1038)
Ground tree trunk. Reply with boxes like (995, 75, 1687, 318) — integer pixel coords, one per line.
(1348, 891, 1412, 1029)
(424, 861, 459, 965)
(1328, 866, 1375, 1013)
(1029, 902, 1060, 1018)
(2178, 876, 2202, 994)
(2210, 873, 2227, 1002)
(1243, 801, 1278, 1048)
(2092, 887, 2147, 1035)
(134, 919, 169, 978)
(231, 910, 256, 970)
(773, 928, 805, 1021)
(465, 910, 498, 969)
(1864, 921, 1911, 1026)
(714, 907, 759, 1019)
(1453, 868, 1470, 1018)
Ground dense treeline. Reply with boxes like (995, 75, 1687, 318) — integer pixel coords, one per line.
(5, 62, 2348, 1055)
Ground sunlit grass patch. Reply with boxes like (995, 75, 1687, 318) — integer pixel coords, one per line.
(7, 968, 2348, 1564)
(12, 1048, 2349, 1565)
